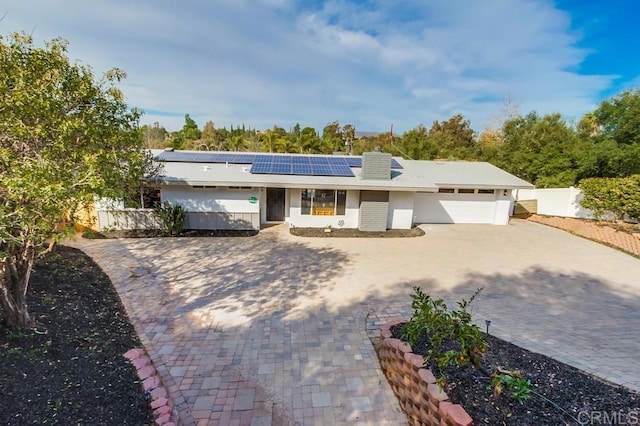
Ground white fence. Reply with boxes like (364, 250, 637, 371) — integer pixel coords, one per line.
(96, 209, 162, 231)
(512, 187, 595, 219)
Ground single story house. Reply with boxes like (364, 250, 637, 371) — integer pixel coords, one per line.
(152, 149, 533, 231)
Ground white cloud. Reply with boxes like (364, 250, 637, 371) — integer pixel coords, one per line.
(0, 0, 619, 133)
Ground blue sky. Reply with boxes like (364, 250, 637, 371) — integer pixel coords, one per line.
(2, 0, 638, 133)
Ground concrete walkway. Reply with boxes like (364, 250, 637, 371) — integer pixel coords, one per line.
(68, 219, 640, 425)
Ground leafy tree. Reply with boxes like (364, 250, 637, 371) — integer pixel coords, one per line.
(490, 112, 580, 187)
(577, 112, 601, 138)
(429, 114, 475, 157)
(322, 121, 343, 153)
(227, 135, 246, 151)
(300, 127, 321, 153)
(141, 122, 169, 148)
(171, 114, 201, 149)
(594, 89, 640, 145)
(198, 120, 218, 150)
(0, 32, 155, 327)
(395, 125, 438, 160)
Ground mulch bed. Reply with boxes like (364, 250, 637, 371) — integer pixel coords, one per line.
(390, 323, 639, 425)
(0, 245, 154, 425)
(290, 227, 425, 238)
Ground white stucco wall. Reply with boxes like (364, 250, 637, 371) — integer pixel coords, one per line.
(387, 192, 414, 229)
(287, 189, 360, 228)
(493, 189, 512, 225)
(513, 187, 594, 218)
(161, 187, 259, 213)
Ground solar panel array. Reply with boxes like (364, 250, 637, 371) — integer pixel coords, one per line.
(155, 151, 402, 177)
(250, 155, 356, 176)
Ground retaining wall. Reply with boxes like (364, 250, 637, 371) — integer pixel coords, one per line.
(376, 320, 472, 426)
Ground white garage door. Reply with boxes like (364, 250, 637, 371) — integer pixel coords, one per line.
(414, 192, 497, 224)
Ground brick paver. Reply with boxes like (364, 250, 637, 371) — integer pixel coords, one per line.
(67, 219, 640, 424)
(529, 214, 640, 257)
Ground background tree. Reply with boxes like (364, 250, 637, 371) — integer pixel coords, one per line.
(0, 32, 155, 327)
(486, 112, 581, 187)
(141, 122, 169, 148)
(594, 89, 640, 145)
(322, 121, 343, 153)
(429, 114, 476, 159)
(300, 126, 321, 153)
(171, 114, 201, 149)
(394, 125, 437, 160)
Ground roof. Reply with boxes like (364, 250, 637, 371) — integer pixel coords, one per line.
(398, 160, 533, 189)
(152, 150, 533, 191)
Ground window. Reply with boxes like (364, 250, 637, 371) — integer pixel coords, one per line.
(439, 188, 455, 193)
(458, 188, 475, 194)
(301, 189, 347, 216)
(478, 189, 495, 194)
(301, 189, 312, 215)
(336, 190, 346, 215)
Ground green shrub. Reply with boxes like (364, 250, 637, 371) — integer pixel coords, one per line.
(401, 286, 530, 403)
(154, 201, 186, 236)
(402, 287, 486, 379)
(579, 175, 640, 220)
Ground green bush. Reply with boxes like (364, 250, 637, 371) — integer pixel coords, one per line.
(154, 201, 186, 236)
(579, 175, 640, 220)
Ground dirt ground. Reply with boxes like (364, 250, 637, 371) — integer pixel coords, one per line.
(0, 246, 154, 425)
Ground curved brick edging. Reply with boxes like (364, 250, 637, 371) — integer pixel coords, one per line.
(375, 320, 473, 426)
(527, 215, 640, 258)
(124, 348, 179, 426)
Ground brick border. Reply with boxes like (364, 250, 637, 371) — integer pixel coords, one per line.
(527, 215, 640, 258)
(124, 348, 178, 426)
(375, 320, 473, 426)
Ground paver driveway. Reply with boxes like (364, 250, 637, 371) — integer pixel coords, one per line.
(69, 219, 640, 425)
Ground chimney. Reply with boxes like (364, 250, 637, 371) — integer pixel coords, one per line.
(361, 150, 391, 180)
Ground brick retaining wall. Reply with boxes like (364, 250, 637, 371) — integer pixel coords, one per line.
(376, 320, 472, 426)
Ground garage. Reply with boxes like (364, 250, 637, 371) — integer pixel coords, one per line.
(414, 190, 499, 224)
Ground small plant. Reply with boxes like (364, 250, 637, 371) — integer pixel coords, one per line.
(401, 286, 530, 404)
(82, 229, 96, 239)
(154, 201, 186, 236)
(402, 286, 486, 374)
(6, 347, 23, 355)
(46, 399, 62, 412)
(491, 370, 531, 404)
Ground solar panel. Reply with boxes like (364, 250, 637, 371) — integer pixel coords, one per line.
(156, 151, 199, 162)
(330, 165, 354, 176)
(249, 162, 270, 174)
(291, 156, 311, 165)
(311, 165, 332, 175)
(271, 163, 292, 174)
(343, 157, 361, 167)
(292, 163, 313, 175)
(309, 157, 329, 165)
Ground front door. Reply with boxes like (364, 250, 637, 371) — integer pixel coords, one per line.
(266, 188, 286, 221)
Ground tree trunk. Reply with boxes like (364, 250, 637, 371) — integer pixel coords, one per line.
(0, 248, 35, 328)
